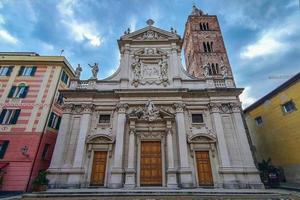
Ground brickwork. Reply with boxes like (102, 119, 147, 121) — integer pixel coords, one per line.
(183, 12, 233, 80)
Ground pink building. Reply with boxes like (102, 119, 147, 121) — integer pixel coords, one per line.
(0, 52, 74, 191)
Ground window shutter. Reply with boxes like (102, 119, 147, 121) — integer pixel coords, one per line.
(18, 66, 25, 76)
(10, 109, 20, 124)
(21, 86, 29, 98)
(0, 140, 9, 159)
(7, 66, 13, 76)
(31, 66, 37, 76)
(48, 112, 54, 127)
(7, 86, 16, 98)
(55, 116, 62, 130)
(0, 109, 7, 124)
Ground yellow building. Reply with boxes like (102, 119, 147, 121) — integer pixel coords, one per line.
(244, 72, 300, 184)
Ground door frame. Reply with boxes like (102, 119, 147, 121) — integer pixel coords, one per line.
(137, 135, 166, 187)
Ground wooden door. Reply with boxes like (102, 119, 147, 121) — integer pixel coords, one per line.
(90, 151, 107, 186)
(195, 151, 213, 186)
(140, 141, 162, 186)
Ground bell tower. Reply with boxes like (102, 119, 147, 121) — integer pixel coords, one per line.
(183, 5, 234, 83)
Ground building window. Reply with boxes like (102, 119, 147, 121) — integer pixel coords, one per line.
(7, 84, 29, 98)
(200, 23, 209, 31)
(208, 63, 219, 75)
(0, 66, 13, 76)
(61, 71, 69, 85)
(41, 144, 50, 160)
(56, 93, 64, 105)
(18, 66, 37, 76)
(48, 112, 61, 130)
(0, 141, 9, 159)
(0, 109, 21, 125)
(203, 42, 213, 53)
(255, 116, 263, 125)
(99, 114, 110, 123)
(192, 114, 204, 123)
(282, 100, 296, 113)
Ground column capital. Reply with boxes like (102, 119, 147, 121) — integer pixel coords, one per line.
(173, 103, 185, 113)
(208, 103, 221, 113)
(230, 102, 241, 113)
(82, 104, 95, 114)
(116, 103, 129, 113)
(62, 103, 74, 114)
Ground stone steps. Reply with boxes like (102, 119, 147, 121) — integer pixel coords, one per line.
(20, 189, 299, 200)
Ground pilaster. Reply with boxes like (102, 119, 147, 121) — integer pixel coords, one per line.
(173, 103, 193, 188)
(124, 119, 136, 188)
(166, 120, 178, 188)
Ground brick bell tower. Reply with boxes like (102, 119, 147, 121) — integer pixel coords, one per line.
(183, 5, 235, 86)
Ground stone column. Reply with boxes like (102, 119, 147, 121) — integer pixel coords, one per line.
(174, 103, 193, 188)
(209, 103, 236, 187)
(48, 104, 73, 186)
(209, 103, 231, 167)
(124, 119, 136, 188)
(166, 120, 178, 188)
(109, 103, 128, 188)
(230, 103, 256, 167)
(67, 104, 93, 186)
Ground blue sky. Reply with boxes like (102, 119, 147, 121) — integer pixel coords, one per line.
(0, 0, 299, 108)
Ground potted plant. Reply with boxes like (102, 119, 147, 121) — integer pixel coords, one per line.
(32, 171, 49, 192)
(258, 158, 280, 188)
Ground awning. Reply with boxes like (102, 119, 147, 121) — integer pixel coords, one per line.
(0, 162, 9, 169)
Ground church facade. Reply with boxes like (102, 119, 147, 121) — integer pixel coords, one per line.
(48, 7, 263, 189)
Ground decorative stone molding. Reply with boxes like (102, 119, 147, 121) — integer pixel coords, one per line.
(86, 134, 115, 144)
(62, 103, 74, 114)
(208, 103, 221, 113)
(187, 133, 216, 144)
(230, 102, 241, 113)
(82, 104, 95, 114)
(116, 103, 129, 113)
(173, 103, 186, 113)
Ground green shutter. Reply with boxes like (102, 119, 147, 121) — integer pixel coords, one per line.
(0, 109, 7, 124)
(10, 109, 20, 124)
(18, 66, 25, 76)
(48, 112, 54, 128)
(30, 66, 37, 76)
(21, 86, 29, 98)
(0, 141, 9, 159)
(7, 86, 16, 98)
(55, 116, 61, 130)
(7, 66, 13, 76)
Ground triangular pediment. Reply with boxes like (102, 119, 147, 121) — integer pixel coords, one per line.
(120, 25, 180, 41)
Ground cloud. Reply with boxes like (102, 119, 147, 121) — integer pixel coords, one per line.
(0, 29, 18, 44)
(129, 16, 137, 32)
(240, 12, 300, 59)
(239, 86, 256, 109)
(57, 0, 102, 47)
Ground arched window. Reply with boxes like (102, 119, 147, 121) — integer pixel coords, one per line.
(7, 83, 29, 98)
(203, 42, 207, 52)
(206, 23, 209, 30)
(200, 23, 203, 31)
(207, 42, 211, 52)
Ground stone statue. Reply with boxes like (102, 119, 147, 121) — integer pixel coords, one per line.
(144, 100, 160, 121)
(159, 56, 168, 80)
(203, 63, 210, 77)
(88, 63, 99, 79)
(131, 56, 141, 80)
(221, 66, 228, 78)
(75, 64, 82, 79)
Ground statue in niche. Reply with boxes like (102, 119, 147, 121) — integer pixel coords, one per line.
(221, 66, 228, 78)
(88, 63, 99, 79)
(203, 63, 210, 77)
(75, 64, 82, 79)
(159, 55, 168, 80)
(144, 100, 160, 121)
(131, 56, 142, 80)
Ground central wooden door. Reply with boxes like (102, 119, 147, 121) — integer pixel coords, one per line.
(195, 151, 213, 186)
(90, 151, 107, 186)
(140, 141, 162, 186)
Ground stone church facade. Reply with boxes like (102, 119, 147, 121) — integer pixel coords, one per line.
(48, 6, 263, 189)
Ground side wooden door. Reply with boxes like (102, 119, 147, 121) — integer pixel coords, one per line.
(90, 151, 107, 186)
(195, 151, 213, 186)
(140, 141, 162, 186)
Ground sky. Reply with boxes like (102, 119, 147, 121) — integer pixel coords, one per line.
(0, 0, 299, 108)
